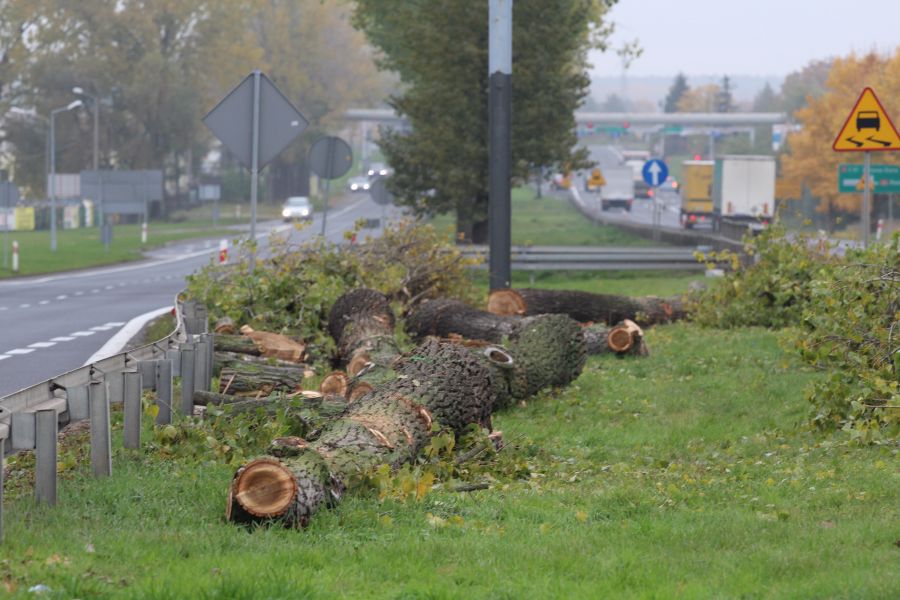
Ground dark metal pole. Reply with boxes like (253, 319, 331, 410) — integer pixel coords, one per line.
(249, 70, 261, 272)
(488, 0, 512, 291)
(50, 111, 58, 252)
(863, 151, 871, 248)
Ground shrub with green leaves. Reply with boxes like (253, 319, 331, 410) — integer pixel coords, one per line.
(186, 219, 480, 359)
(689, 225, 837, 328)
(794, 238, 900, 440)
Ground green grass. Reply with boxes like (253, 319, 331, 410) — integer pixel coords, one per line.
(3, 273, 896, 598)
(431, 187, 656, 247)
(0, 221, 243, 278)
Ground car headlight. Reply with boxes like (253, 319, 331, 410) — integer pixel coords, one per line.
(363, 183, 370, 190)
(379, 169, 388, 175)
(367, 169, 375, 176)
(351, 184, 358, 190)
(282, 209, 291, 217)
(300, 208, 309, 216)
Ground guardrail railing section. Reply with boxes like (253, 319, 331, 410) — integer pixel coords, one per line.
(0, 298, 214, 543)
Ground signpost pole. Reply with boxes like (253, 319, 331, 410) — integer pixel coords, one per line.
(320, 137, 335, 237)
(488, 0, 512, 291)
(863, 151, 871, 248)
(2, 178, 8, 270)
(249, 70, 261, 272)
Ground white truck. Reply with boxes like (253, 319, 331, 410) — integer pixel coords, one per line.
(712, 155, 776, 227)
(599, 166, 635, 212)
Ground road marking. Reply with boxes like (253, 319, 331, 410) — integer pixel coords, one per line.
(105, 285, 115, 290)
(84, 306, 173, 365)
(91, 289, 100, 293)
(90, 325, 114, 331)
(19, 303, 30, 308)
(39, 300, 50, 305)
(0, 306, 7, 311)
(56, 295, 68, 300)
(75, 291, 84, 296)
(51, 336, 75, 342)
(6, 348, 35, 355)
(70, 331, 96, 337)
(0, 355, 10, 361)
(104, 321, 126, 327)
(29, 342, 56, 348)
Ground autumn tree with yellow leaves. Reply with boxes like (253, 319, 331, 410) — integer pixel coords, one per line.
(781, 51, 900, 230)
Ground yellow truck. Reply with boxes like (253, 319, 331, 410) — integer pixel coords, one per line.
(584, 168, 606, 192)
(681, 160, 714, 229)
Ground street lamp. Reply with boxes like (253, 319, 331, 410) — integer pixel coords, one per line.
(49, 99, 83, 251)
(72, 87, 99, 171)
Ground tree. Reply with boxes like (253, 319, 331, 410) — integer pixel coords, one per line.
(352, 0, 615, 243)
(600, 93, 627, 112)
(780, 59, 831, 116)
(676, 84, 719, 112)
(752, 82, 780, 112)
(663, 73, 689, 113)
(781, 51, 900, 230)
(715, 75, 734, 112)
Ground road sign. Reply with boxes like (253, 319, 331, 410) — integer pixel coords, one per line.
(838, 163, 900, 193)
(203, 71, 309, 169)
(642, 159, 668, 187)
(832, 87, 900, 152)
(369, 177, 393, 207)
(308, 136, 352, 180)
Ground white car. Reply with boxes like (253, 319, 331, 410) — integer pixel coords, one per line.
(366, 163, 390, 178)
(348, 177, 371, 192)
(281, 196, 312, 222)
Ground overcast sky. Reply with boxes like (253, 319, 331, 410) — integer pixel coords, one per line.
(589, 0, 900, 78)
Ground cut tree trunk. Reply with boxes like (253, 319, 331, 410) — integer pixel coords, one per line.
(214, 335, 262, 356)
(582, 321, 649, 357)
(218, 363, 306, 396)
(213, 351, 313, 376)
(406, 298, 644, 358)
(227, 338, 502, 528)
(328, 288, 398, 374)
(487, 288, 685, 326)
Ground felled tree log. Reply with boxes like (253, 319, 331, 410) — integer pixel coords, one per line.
(328, 288, 399, 375)
(582, 321, 649, 357)
(214, 335, 262, 356)
(406, 298, 643, 358)
(227, 338, 501, 528)
(502, 314, 586, 400)
(218, 363, 306, 396)
(488, 288, 685, 326)
(213, 351, 312, 376)
(215, 317, 236, 334)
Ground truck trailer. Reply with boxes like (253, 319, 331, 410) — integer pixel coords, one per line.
(681, 160, 714, 229)
(712, 155, 776, 227)
(599, 166, 635, 212)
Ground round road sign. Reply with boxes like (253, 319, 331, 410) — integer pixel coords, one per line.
(369, 177, 393, 207)
(308, 136, 352, 180)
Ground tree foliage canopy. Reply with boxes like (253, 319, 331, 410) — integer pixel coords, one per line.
(352, 0, 616, 242)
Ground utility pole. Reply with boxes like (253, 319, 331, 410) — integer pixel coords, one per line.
(488, 0, 512, 291)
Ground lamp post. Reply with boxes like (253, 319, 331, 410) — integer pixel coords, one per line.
(49, 99, 83, 251)
(8, 107, 50, 264)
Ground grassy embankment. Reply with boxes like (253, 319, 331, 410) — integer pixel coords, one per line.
(0, 203, 284, 279)
(2, 270, 896, 598)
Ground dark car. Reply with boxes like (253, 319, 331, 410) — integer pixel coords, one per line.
(856, 111, 880, 131)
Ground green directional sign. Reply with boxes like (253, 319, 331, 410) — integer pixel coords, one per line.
(838, 163, 900, 193)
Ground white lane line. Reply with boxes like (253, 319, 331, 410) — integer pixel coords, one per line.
(0, 355, 10, 361)
(75, 291, 84, 296)
(104, 285, 115, 290)
(90, 325, 114, 332)
(6, 348, 35, 355)
(84, 306, 172, 365)
(19, 303, 30, 308)
(104, 321, 126, 327)
(56, 295, 68, 300)
(39, 300, 50, 305)
(117, 283, 126, 287)
(70, 331, 96, 337)
(91, 289, 100, 293)
(29, 342, 56, 348)
(0, 306, 7, 311)
(51, 336, 75, 342)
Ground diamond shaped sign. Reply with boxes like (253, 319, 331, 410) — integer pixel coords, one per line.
(203, 71, 309, 169)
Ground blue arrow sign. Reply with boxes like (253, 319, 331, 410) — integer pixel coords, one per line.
(642, 158, 668, 188)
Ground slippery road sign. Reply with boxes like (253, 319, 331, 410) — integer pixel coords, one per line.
(832, 87, 900, 152)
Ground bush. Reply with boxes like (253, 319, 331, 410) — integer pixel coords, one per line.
(186, 219, 480, 359)
(795, 237, 900, 440)
(689, 225, 837, 328)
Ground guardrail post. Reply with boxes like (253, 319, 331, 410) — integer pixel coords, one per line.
(166, 348, 182, 377)
(206, 333, 215, 388)
(180, 344, 196, 416)
(138, 360, 156, 390)
(155, 359, 173, 425)
(67, 385, 90, 422)
(123, 371, 142, 450)
(35, 409, 57, 505)
(1, 440, 5, 543)
(106, 371, 124, 404)
(89, 379, 112, 478)
(194, 336, 210, 393)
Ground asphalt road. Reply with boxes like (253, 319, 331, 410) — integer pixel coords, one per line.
(0, 193, 396, 397)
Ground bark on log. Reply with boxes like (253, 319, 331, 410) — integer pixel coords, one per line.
(214, 351, 313, 376)
(214, 335, 262, 356)
(227, 338, 501, 528)
(218, 364, 305, 396)
(487, 288, 685, 326)
(215, 317, 236, 334)
(328, 289, 399, 372)
(582, 321, 649, 357)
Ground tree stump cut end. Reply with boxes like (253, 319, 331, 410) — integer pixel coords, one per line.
(232, 458, 298, 518)
(487, 289, 526, 316)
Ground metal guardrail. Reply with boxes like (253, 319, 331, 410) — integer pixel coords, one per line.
(0, 296, 214, 543)
(457, 245, 708, 271)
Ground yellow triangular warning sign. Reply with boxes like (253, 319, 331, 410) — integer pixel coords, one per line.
(833, 87, 900, 152)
